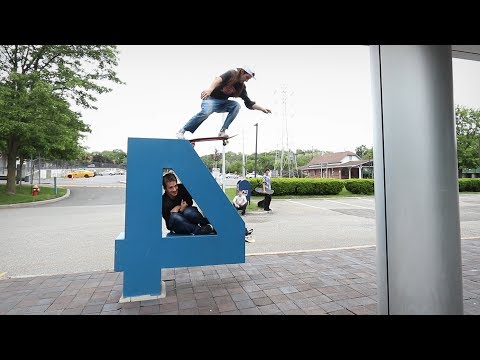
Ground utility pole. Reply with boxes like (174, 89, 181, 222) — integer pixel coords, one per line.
(276, 84, 297, 177)
(242, 127, 246, 178)
(254, 123, 258, 177)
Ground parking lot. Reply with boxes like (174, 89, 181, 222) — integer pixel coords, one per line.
(1, 184, 480, 315)
(1, 179, 479, 278)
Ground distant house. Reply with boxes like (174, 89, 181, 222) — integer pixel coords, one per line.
(462, 167, 480, 178)
(300, 151, 374, 179)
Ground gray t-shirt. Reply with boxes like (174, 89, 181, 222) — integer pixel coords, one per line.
(262, 173, 271, 192)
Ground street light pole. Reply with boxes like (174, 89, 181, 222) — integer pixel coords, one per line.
(254, 123, 258, 177)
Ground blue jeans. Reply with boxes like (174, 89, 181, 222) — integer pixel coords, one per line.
(168, 206, 209, 234)
(182, 98, 241, 133)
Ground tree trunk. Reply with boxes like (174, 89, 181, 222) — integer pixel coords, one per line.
(6, 136, 20, 195)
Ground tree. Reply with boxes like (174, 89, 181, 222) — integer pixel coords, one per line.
(16, 81, 90, 173)
(363, 147, 374, 160)
(355, 145, 367, 158)
(0, 45, 123, 194)
(355, 145, 373, 160)
(91, 151, 111, 164)
(100, 149, 127, 165)
(455, 105, 480, 176)
(227, 161, 242, 174)
(212, 148, 221, 169)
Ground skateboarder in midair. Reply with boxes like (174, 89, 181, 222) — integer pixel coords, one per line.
(176, 66, 271, 140)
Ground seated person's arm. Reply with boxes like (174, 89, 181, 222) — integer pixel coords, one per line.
(178, 184, 194, 207)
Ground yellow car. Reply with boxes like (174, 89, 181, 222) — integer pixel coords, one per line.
(64, 170, 95, 178)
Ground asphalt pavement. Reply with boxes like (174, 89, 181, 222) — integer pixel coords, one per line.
(1, 179, 480, 315)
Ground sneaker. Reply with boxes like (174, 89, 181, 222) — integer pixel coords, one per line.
(245, 236, 255, 243)
(245, 228, 253, 236)
(198, 224, 214, 235)
(176, 130, 185, 140)
(264, 208, 272, 212)
(218, 129, 227, 138)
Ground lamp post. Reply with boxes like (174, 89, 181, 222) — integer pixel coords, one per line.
(254, 123, 258, 177)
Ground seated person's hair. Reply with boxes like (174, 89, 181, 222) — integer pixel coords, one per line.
(163, 173, 177, 188)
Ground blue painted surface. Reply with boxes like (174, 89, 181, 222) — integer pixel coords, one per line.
(114, 138, 245, 298)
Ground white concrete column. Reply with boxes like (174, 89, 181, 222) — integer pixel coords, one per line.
(370, 45, 463, 314)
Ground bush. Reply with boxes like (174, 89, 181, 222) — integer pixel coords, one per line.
(247, 177, 344, 196)
(344, 179, 375, 195)
(458, 178, 480, 192)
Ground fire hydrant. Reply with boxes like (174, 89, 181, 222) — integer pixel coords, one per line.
(32, 185, 40, 197)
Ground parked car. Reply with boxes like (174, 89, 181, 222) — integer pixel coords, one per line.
(64, 170, 95, 178)
(108, 169, 126, 175)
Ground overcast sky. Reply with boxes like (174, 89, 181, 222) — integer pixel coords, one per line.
(79, 45, 480, 157)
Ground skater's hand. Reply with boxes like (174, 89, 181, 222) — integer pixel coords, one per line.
(262, 108, 272, 114)
(201, 89, 212, 100)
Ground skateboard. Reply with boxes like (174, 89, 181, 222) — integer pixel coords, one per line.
(189, 134, 238, 146)
(254, 187, 274, 195)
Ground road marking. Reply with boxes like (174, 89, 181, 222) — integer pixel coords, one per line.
(247, 237, 479, 256)
(247, 244, 376, 256)
(286, 198, 374, 210)
(324, 199, 374, 210)
(462, 236, 480, 240)
(286, 200, 330, 210)
(354, 197, 375, 202)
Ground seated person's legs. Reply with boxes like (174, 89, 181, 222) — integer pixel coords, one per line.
(168, 212, 199, 234)
(183, 206, 211, 227)
(240, 203, 247, 215)
(169, 207, 216, 235)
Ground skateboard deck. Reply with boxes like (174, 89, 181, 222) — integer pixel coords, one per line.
(189, 134, 238, 146)
(254, 187, 274, 195)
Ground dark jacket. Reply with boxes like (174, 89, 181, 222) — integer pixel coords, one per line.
(210, 69, 256, 109)
(162, 183, 193, 230)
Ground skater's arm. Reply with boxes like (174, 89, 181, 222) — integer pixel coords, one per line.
(240, 88, 271, 113)
(252, 103, 272, 114)
(201, 76, 223, 99)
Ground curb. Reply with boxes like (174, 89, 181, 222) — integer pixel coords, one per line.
(0, 188, 71, 209)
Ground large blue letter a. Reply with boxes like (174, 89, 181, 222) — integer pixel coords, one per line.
(114, 138, 245, 299)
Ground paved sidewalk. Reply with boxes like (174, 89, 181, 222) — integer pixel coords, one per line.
(1, 241, 480, 315)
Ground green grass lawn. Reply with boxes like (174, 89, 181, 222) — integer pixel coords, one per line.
(0, 184, 67, 205)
